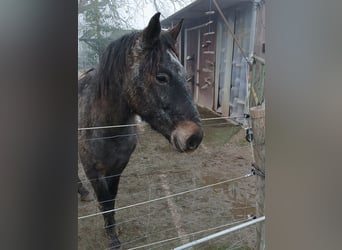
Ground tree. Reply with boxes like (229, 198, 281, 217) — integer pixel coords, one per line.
(78, 0, 128, 68)
(78, 0, 194, 70)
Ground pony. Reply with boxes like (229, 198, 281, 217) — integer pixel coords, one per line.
(78, 13, 203, 248)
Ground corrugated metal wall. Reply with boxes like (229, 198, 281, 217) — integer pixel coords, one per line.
(215, 8, 235, 116)
(182, 2, 255, 121)
(229, 3, 253, 121)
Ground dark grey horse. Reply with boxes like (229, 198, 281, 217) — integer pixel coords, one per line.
(78, 13, 203, 248)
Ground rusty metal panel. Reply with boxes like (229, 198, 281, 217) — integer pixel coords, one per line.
(185, 20, 217, 111)
(197, 22, 216, 110)
(185, 29, 199, 97)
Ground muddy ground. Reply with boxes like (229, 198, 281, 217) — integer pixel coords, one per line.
(78, 109, 257, 250)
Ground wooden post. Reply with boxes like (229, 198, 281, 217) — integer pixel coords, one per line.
(250, 105, 265, 250)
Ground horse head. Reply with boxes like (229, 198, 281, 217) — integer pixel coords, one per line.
(127, 13, 203, 152)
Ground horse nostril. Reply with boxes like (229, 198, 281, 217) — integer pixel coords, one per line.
(186, 131, 203, 151)
(171, 121, 203, 152)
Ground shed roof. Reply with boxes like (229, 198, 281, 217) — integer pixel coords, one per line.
(161, 0, 250, 27)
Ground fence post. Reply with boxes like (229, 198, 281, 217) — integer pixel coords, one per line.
(250, 105, 265, 250)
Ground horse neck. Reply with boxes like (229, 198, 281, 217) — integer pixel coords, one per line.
(95, 86, 133, 127)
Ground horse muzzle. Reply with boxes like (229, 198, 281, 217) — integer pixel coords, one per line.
(170, 121, 203, 152)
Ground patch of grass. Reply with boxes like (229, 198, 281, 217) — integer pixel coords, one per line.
(203, 124, 241, 145)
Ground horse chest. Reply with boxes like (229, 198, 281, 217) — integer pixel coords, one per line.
(83, 129, 137, 163)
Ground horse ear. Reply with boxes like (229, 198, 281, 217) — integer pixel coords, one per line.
(142, 12, 161, 48)
(168, 18, 184, 41)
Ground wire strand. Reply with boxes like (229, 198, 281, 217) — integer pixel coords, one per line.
(78, 173, 253, 220)
(174, 216, 265, 250)
(115, 217, 252, 250)
(79, 133, 137, 142)
(147, 216, 254, 250)
(77, 121, 240, 142)
(78, 116, 246, 131)
(78, 173, 122, 184)
(78, 175, 203, 209)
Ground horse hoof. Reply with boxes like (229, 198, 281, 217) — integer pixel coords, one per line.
(78, 187, 94, 201)
(79, 190, 94, 201)
(80, 192, 93, 201)
(109, 237, 121, 249)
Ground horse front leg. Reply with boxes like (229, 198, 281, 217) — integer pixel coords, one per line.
(103, 156, 133, 249)
(86, 167, 121, 249)
(104, 174, 122, 248)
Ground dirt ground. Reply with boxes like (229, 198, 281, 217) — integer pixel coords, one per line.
(78, 109, 257, 250)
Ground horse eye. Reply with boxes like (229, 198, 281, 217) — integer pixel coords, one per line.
(156, 73, 169, 84)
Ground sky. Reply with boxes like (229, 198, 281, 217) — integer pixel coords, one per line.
(117, 0, 194, 29)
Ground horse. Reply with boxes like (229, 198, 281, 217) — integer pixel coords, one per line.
(78, 13, 203, 249)
(77, 175, 93, 201)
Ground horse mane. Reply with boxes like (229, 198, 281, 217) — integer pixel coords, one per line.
(97, 32, 138, 98)
(96, 30, 177, 98)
